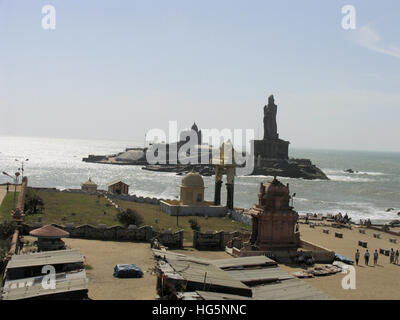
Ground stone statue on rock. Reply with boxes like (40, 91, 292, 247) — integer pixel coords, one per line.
(263, 95, 279, 140)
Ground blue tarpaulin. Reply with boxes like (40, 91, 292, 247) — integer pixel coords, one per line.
(334, 254, 354, 265)
(113, 264, 143, 278)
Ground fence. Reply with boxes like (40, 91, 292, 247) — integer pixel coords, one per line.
(22, 223, 184, 249)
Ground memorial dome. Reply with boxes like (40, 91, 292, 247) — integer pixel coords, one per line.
(181, 172, 204, 188)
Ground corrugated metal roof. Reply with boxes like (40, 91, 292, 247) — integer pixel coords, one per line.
(153, 250, 333, 300)
(195, 290, 252, 300)
(252, 278, 334, 300)
(5, 249, 84, 270)
(153, 250, 252, 297)
(212, 256, 277, 269)
(1, 269, 88, 300)
(226, 266, 294, 283)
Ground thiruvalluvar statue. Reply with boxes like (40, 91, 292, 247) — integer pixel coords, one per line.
(263, 94, 279, 140)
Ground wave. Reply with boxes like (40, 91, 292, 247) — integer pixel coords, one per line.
(323, 168, 386, 176)
(327, 175, 373, 182)
(355, 171, 387, 176)
(296, 198, 399, 221)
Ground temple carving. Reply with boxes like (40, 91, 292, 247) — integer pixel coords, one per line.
(248, 177, 299, 250)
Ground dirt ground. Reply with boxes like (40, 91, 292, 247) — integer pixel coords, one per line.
(280, 223, 400, 300)
(61, 239, 230, 300)
(63, 238, 157, 300)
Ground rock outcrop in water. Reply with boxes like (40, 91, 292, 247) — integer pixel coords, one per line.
(83, 94, 329, 180)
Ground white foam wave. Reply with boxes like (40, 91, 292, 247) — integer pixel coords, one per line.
(327, 175, 373, 182)
(323, 168, 386, 177)
(356, 171, 386, 176)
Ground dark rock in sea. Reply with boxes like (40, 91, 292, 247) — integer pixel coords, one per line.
(142, 158, 329, 180)
(386, 208, 395, 212)
(253, 158, 329, 180)
(389, 220, 400, 227)
(344, 169, 354, 173)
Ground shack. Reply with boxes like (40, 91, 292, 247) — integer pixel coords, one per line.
(153, 250, 332, 300)
(1, 248, 88, 300)
(107, 180, 129, 195)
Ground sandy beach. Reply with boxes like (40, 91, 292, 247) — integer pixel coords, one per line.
(280, 223, 400, 300)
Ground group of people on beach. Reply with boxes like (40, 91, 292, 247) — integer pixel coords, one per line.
(334, 212, 351, 224)
(359, 219, 372, 227)
(355, 248, 399, 266)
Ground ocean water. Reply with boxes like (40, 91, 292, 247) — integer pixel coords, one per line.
(0, 136, 399, 223)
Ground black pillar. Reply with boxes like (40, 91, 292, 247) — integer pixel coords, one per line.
(226, 183, 234, 210)
(214, 180, 222, 205)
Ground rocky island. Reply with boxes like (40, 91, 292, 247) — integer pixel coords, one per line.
(83, 94, 329, 180)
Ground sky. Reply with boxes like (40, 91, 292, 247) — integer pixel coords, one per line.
(0, 0, 399, 152)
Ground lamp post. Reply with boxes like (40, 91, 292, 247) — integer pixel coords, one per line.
(15, 158, 29, 179)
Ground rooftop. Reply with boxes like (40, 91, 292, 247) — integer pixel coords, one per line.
(5, 248, 84, 270)
(1, 269, 88, 300)
(29, 225, 70, 238)
(107, 180, 129, 187)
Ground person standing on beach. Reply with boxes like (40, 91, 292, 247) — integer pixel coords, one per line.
(373, 250, 379, 266)
(364, 250, 370, 266)
(395, 250, 399, 265)
(355, 249, 360, 266)
(390, 249, 394, 264)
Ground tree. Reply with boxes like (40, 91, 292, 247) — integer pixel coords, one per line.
(0, 221, 17, 262)
(0, 220, 17, 240)
(24, 190, 45, 215)
(117, 208, 144, 227)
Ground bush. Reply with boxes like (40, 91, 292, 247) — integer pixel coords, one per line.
(0, 220, 17, 240)
(117, 208, 144, 227)
(0, 221, 17, 261)
(189, 219, 201, 232)
(24, 190, 45, 215)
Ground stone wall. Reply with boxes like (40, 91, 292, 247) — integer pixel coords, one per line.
(30, 187, 164, 205)
(22, 223, 183, 249)
(160, 200, 228, 217)
(230, 209, 252, 225)
(17, 177, 28, 212)
(223, 231, 251, 247)
(193, 231, 225, 250)
(153, 230, 184, 249)
(300, 240, 336, 263)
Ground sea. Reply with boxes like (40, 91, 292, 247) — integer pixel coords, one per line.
(0, 136, 399, 224)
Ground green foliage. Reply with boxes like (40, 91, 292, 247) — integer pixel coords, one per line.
(188, 218, 201, 232)
(117, 208, 144, 227)
(0, 220, 17, 240)
(0, 221, 16, 261)
(0, 192, 19, 221)
(24, 190, 45, 215)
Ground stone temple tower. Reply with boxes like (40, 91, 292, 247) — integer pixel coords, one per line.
(248, 177, 299, 250)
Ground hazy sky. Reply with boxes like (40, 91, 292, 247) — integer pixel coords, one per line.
(1, 1, 399, 152)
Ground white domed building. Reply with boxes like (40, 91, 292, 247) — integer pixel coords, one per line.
(159, 171, 228, 217)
